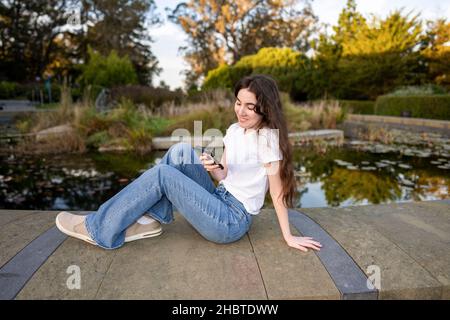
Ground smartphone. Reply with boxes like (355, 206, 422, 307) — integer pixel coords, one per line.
(205, 153, 224, 170)
(199, 146, 224, 170)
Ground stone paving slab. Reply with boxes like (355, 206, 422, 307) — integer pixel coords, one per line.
(340, 201, 450, 299)
(1, 200, 449, 300)
(95, 212, 267, 299)
(0, 210, 34, 227)
(300, 204, 447, 299)
(15, 236, 116, 300)
(247, 209, 340, 300)
(0, 211, 57, 268)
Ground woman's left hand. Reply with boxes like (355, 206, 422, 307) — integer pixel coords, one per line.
(284, 235, 322, 252)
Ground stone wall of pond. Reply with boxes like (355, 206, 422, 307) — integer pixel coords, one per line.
(341, 115, 450, 139)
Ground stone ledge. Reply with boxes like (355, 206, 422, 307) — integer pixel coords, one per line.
(1, 200, 449, 299)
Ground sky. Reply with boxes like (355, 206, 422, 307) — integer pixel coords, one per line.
(149, 0, 450, 90)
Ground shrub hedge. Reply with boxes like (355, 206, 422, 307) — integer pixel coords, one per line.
(110, 85, 184, 111)
(339, 100, 376, 115)
(202, 47, 306, 94)
(375, 95, 450, 120)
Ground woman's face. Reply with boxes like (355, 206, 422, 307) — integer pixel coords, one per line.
(234, 88, 263, 130)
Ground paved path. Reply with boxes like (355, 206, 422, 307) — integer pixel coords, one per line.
(0, 100, 37, 129)
(0, 100, 37, 112)
(0, 200, 449, 299)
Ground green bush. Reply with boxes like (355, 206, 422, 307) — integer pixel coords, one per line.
(202, 47, 306, 93)
(110, 85, 184, 111)
(161, 106, 236, 136)
(0, 81, 17, 98)
(202, 64, 234, 90)
(70, 86, 83, 102)
(0, 81, 75, 102)
(78, 47, 138, 90)
(26, 84, 61, 103)
(0, 81, 35, 99)
(86, 130, 110, 148)
(339, 100, 376, 114)
(375, 95, 450, 120)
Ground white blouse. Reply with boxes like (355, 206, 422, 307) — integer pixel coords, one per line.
(220, 122, 283, 215)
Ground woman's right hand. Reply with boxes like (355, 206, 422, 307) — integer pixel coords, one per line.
(284, 235, 322, 252)
(199, 153, 221, 172)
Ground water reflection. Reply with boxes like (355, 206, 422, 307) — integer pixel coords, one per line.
(0, 152, 163, 210)
(289, 145, 450, 208)
(1, 144, 449, 211)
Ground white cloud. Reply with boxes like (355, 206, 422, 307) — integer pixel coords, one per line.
(149, 23, 187, 42)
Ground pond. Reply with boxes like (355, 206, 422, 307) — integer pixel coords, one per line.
(1, 140, 449, 211)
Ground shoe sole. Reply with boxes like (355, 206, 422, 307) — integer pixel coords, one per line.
(124, 228, 163, 243)
(55, 214, 97, 246)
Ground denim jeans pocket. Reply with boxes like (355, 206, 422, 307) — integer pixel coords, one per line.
(227, 200, 248, 221)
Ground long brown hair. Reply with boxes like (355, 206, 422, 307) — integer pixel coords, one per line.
(234, 74, 296, 208)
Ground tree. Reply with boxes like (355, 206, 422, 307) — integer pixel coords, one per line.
(322, 167, 401, 206)
(338, 10, 425, 99)
(80, 0, 162, 85)
(298, 0, 367, 99)
(0, 0, 76, 82)
(78, 47, 138, 89)
(168, 0, 317, 88)
(0, 0, 162, 85)
(308, 0, 426, 100)
(422, 19, 450, 89)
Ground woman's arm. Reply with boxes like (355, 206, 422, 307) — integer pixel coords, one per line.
(265, 161, 322, 252)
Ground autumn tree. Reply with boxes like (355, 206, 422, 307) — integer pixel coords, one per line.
(306, 0, 426, 100)
(422, 19, 450, 89)
(168, 0, 317, 88)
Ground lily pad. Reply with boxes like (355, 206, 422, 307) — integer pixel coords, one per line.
(334, 159, 353, 167)
(415, 152, 431, 158)
(375, 162, 389, 168)
(361, 166, 377, 171)
(403, 180, 415, 186)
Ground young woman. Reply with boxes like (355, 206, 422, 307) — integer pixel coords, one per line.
(56, 74, 322, 252)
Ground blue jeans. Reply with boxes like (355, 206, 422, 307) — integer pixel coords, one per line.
(85, 142, 253, 249)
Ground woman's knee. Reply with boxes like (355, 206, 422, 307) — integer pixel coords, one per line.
(169, 142, 192, 153)
(168, 142, 195, 165)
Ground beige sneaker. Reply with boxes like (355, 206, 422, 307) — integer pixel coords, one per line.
(55, 211, 97, 246)
(125, 216, 163, 243)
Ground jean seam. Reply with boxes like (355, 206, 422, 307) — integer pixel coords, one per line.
(85, 216, 122, 250)
(165, 180, 230, 228)
(228, 201, 247, 220)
